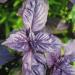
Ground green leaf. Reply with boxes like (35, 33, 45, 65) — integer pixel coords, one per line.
(69, 5, 75, 32)
(9, 67, 22, 75)
(13, 1, 20, 7)
(0, 17, 6, 24)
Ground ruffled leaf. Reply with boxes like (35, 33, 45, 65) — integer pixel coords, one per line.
(32, 32, 62, 52)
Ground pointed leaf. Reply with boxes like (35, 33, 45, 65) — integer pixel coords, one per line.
(2, 30, 29, 52)
(23, 0, 49, 32)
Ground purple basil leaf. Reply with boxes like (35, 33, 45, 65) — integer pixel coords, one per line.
(32, 32, 53, 52)
(52, 64, 75, 75)
(45, 50, 61, 68)
(46, 43, 75, 75)
(29, 31, 35, 41)
(0, 44, 15, 65)
(22, 51, 46, 75)
(22, 0, 35, 30)
(31, 32, 62, 53)
(47, 52, 75, 75)
(32, 63, 46, 75)
(34, 53, 46, 65)
(64, 40, 75, 62)
(22, 52, 34, 75)
(64, 40, 75, 55)
(2, 30, 29, 52)
(60, 63, 75, 75)
(52, 68, 61, 75)
(23, 0, 49, 32)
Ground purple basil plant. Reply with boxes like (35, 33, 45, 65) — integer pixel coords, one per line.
(2, 0, 75, 75)
(46, 40, 75, 75)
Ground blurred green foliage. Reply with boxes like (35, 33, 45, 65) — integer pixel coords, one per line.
(48, 0, 68, 19)
(0, 0, 75, 75)
(47, 0, 75, 43)
(0, 0, 23, 38)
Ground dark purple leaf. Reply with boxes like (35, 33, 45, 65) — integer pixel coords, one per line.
(0, 44, 15, 65)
